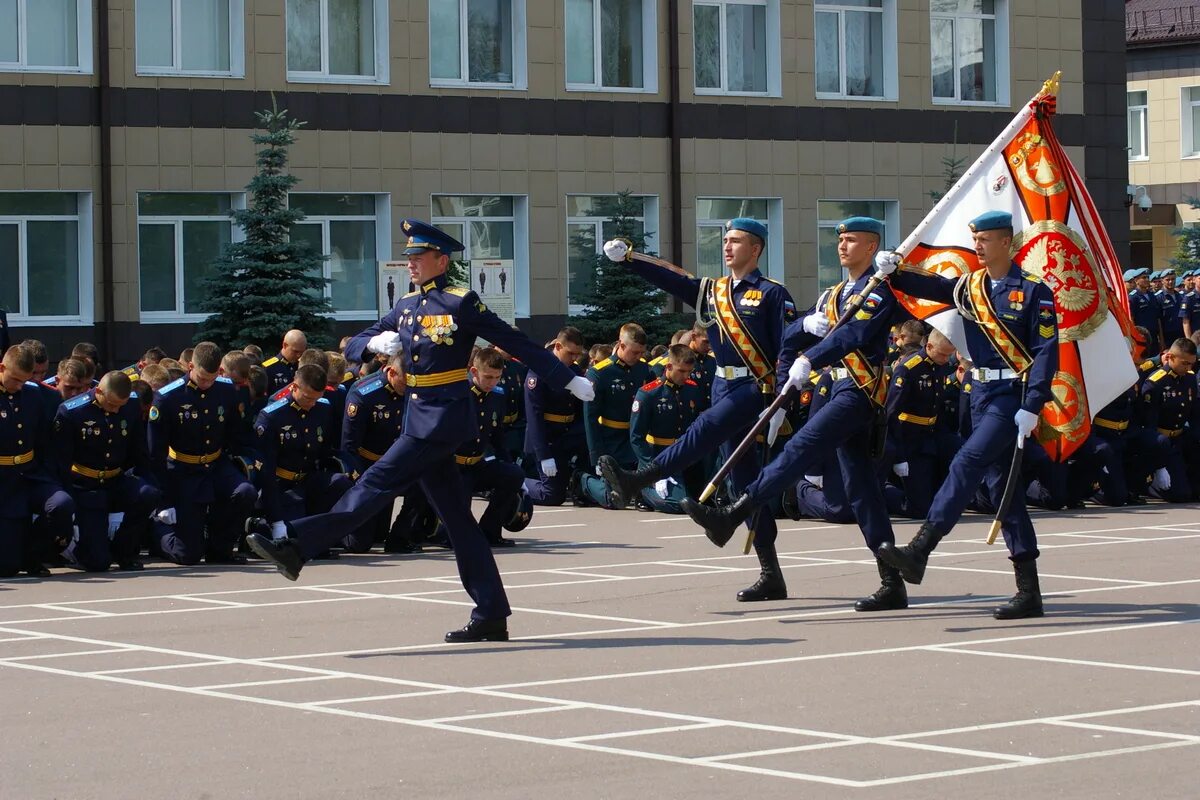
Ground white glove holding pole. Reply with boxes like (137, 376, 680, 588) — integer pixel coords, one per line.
(801, 313, 830, 338)
(153, 507, 177, 525)
(1013, 409, 1039, 449)
(893, 462, 909, 478)
(1152, 468, 1172, 492)
(541, 458, 558, 478)
(873, 251, 901, 276)
(759, 405, 787, 447)
(368, 331, 402, 356)
(567, 376, 595, 402)
(780, 356, 812, 396)
(603, 239, 630, 263)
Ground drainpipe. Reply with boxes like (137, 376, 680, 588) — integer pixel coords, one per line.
(97, 0, 116, 363)
(667, 0, 683, 269)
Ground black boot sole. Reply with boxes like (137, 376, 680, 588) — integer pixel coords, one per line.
(597, 457, 632, 508)
(245, 534, 302, 582)
(680, 499, 736, 548)
(876, 543, 927, 585)
(993, 606, 1044, 620)
(736, 587, 787, 602)
(854, 593, 908, 612)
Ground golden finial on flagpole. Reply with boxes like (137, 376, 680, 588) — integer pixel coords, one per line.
(1041, 71, 1062, 97)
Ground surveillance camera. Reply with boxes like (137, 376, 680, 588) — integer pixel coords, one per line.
(1138, 194, 1153, 212)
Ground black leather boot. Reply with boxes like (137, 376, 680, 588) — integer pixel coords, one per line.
(244, 531, 304, 581)
(680, 494, 755, 548)
(993, 559, 1044, 619)
(855, 556, 908, 611)
(597, 455, 664, 508)
(876, 523, 945, 585)
(737, 546, 788, 602)
(445, 618, 509, 643)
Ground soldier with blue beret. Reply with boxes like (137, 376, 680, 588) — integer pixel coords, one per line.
(1128, 268, 1164, 352)
(1156, 269, 1185, 347)
(628, 345, 704, 513)
(1180, 270, 1200, 338)
(246, 219, 594, 643)
(523, 326, 590, 506)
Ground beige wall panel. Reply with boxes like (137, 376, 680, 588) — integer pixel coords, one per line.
(0, 165, 23, 185)
(58, 165, 96, 191)
(0, 126, 23, 165)
(23, 126, 60, 166)
(58, 127, 96, 166)
(24, 166, 61, 188)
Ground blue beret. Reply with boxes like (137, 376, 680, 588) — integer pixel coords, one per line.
(401, 219, 464, 256)
(1123, 267, 1149, 280)
(967, 211, 1013, 232)
(1159, 268, 1175, 277)
(836, 216, 884, 238)
(1148, 270, 1161, 280)
(725, 217, 768, 243)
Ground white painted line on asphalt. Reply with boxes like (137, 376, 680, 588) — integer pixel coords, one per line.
(90, 660, 231, 675)
(1045, 719, 1200, 742)
(425, 704, 583, 724)
(196, 675, 344, 691)
(33, 604, 113, 617)
(525, 524, 588, 530)
(656, 533, 707, 539)
(166, 595, 254, 607)
(307, 689, 459, 706)
(1, 647, 137, 661)
(563, 722, 722, 742)
(638, 517, 691, 523)
(926, 645, 1200, 677)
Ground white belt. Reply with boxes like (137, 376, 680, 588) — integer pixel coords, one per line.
(971, 367, 1018, 382)
(830, 367, 851, 381)
(715, 366, 750, 380)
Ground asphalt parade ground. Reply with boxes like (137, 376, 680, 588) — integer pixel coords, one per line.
(2, 501, 1198, 799)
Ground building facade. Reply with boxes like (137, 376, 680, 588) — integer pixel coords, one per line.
(0, 0, 1127, 363)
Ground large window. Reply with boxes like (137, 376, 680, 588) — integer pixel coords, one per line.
(816, 199, 898, 289)
(566, 195, 657, 313)
(429, 0, 526, 88)
(0, 193, 90, 323)
(291, 194, 387, 317)
(0, 0, 92, 73)
(432, 195, 530, 319)
(694, 0, 778, 96)
(1127, 90, 1148, 161)
(930, 0, 1007, 105)
(286, 0, 388, 83)
(138, 193, 237, 320)
(135, 0, 245, 76)
(814, 1, 895, 101)
(695, 197, 782, 282)
(1184, 87, 1200, 158)
(565, 0, 656, 92)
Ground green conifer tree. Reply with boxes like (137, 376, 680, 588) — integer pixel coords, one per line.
(1168, 197, 1200, 276)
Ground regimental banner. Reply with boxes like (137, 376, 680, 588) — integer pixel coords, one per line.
(889, 73, 1137, 461)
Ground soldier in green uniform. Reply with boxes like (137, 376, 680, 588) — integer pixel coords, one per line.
(630, 345, 704, 513)
(579, 323, 650, 507)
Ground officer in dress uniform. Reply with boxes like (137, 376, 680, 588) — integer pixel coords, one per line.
(0, 345, 75, 577)
(876, 211, 1058, 620)
(1127, 268, 1163, 353)
(262, 330, 307, 393)
(680, 217, 903, 612)
(598, 218, 798, 603)
(245, 220, 593, 643)
(579, 323, 650, 507)
(1157, 269, 1184, 346)
(629, 345, 703, 513)
(148, 341, 256, 566)
(54, 371, 160, 571)
(523, 327, 589, 506)
(1140, 338, 1197, 502)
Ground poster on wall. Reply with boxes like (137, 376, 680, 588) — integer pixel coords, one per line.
(471, 259, 515, 324)
(378, 261, 408, 316)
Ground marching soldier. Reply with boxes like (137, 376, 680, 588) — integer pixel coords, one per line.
(245, 220, 593, 643)
(876, 210, 1058, 620)
(263, 329, 307, 393)
(524, 327, 589, 506)
(629, 345, 703, 513)
(579, 323, 650, 507)
(1140, 337, 1197, 502)
(54, 371, 160, 571)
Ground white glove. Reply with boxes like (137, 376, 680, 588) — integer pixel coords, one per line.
(781, 356, 812, 395)
(874, 250, 902, 275)
(106, 512, 125, 540)
(541, 458, 558, 478)
(654, 478, 670, 499)
(367, 331, 402, 356)
(804, 474, 824, 490)
(893, 462, 909, 478)
(603, 238, 630, 263)
(759, 405, 787, 447)
(1014, 408, 1039, 449)
(566, 375, 595, 402)
(153, 507, 177, 525)
(802, 313, 831, 338)
(1152, 468, 1171, 492)
(270, 521, 289, 541)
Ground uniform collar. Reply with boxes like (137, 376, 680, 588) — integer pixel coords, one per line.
(663, 379, 682, 391)
(420, 273, 450, 294)
(734, 268, 763, 287)
(277, 352, 296, 366)
(470, 383, 485, 397)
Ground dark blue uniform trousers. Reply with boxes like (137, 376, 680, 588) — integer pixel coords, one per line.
(524, 436, 588, 506)
(795, 462, 855, 524)
(71, 475, 162, 571)
(287, 434, 511, 620)
(926, 386, 1038, 561)
(651, 379, 778, 552)
(744, 383, 893, 552)
(157, 460, 257, 565)
(0, 478, 74, 575)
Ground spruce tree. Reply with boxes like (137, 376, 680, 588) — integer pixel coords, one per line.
(1168, 197, 1200, 276)
(194, 106, 333, 350)
(568, 191, 689, 345)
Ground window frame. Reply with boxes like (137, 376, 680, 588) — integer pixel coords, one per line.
(289, 192, 392, 321)
(565, 194, 659, 315)
(812, 0, 897, 102)
(564, 0, 659, 94)
(815, 198, 900, 292)
(929, 0, 1009, 107)
(692, 0, 780, 98)
(0, 192, 94, 326)
(431, 194, 531, 319)
(134, 0, 246, 78)
(694, 197, 783, 282)
(0, 0, 94, 75)
(1182, 86, 1200, 160)
(1127, 89, 1149, 162)
(136, 192, 246, 324)
(285, 0, 390, 85)
(428, 0, 528, 90)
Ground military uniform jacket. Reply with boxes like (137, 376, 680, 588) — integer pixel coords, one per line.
(1157, 289, 1184, 342)
(344, 272, 577, 443)
(1128, 289, 1161, 338)
(1139, 368, 1195, 436)
(499, 359, 528, 426)
(524, 361, 585, 461)
(457, 384, 508, 463)
(341, 374, 407, 478)
(54, 390, 151, 490)
(263, 353, 298, 393)
(147, 376, 248, 485)
(254, 396, 335, 520)
(584, 356, 651, 461)
(891, 263, 1058, 414)
(0, 380, 58, 516)
(1178, 290, 1200, 331)
(885, 353, 943, 458)
(1092, 387, 1139, 439)
(689, 352, 716, 407)
(629, 378, 703, 466)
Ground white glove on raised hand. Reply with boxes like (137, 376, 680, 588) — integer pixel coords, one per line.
(893, 462, 910, 478)
(368, 331, 402, 356)
(781, 356, 812, 395)
(603, 239, 631, 263)
(541, 458, 558, 478)
(106, 512, 125, 539)
(802, 313, 831, 338)
(153, 507, 177, 526)
(567, 375, 595, 402)
(873, 251, 902, 276)
(1014, 408, 1039, 449)
(1152, 468, 1172, 492)
(759, 405, 787, 447)
(804, 474, 824, 490)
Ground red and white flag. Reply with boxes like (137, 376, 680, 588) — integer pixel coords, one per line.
(891, 73, 1137, 461)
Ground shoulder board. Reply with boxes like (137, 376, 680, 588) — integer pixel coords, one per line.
(403, 289, 419, 299)
(129, 391, 139, 400)
(342, 371, 354, 383)
(762, 277, 784, 286)
(63, 393, 91, 410)
(1139, 360, 1155, 372)
(445, 286, 469, 297)
(262, 357, 280, 367)
(491, 385, 506, 395)
(159, 377, 185, 395)
(216, 376, 233, 384)
(1149, 369, 1167, 383)
(641, 379, 663, 391)
(684, 379, 698, 386)
(903, 354, 923, 370)
(1155, 289, 1164, 296)
(1021, 271, 1042, 284)
(594, 358, 613, 370)
(264, 398, 289, 414)
(359, 377, 386, 395)
(317, 397, 330, 405)
(651, 356, 666, 366)
(25, 380, 40, 389)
